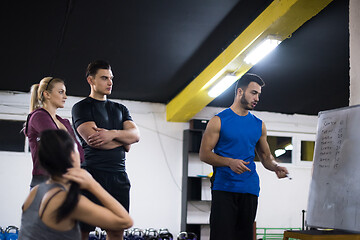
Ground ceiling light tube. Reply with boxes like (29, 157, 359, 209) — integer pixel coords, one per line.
(244, 37, 281, 65)
(208, 73, 239, 98)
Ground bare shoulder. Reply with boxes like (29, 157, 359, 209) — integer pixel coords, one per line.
(201, 116, 221, 144)
(261, 121, 267, 136)
(205, 116, 221, 132)
(22, 186, 39, 211)
(39, 187, 67, 211)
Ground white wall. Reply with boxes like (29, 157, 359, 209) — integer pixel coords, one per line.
(0, 152, 32, 226)
(0, 91, 318, 234)
(350, 0, 360, 105)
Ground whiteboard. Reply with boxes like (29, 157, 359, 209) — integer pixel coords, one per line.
(307, 105, 360, 232)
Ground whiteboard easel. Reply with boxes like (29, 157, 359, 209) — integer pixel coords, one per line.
(307, 104, 360, 232)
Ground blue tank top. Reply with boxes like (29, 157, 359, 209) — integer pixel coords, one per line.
(212, 108, 262, 196)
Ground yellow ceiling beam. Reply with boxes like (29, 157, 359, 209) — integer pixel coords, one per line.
(166, 0, 334, 122)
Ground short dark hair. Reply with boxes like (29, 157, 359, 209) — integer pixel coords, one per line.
(86, 60, 111, 77)
(235, 73, 265, 95)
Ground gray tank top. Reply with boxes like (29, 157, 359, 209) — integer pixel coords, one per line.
(18, 183, 81, 240)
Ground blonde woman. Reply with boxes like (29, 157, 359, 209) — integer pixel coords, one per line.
(24, 77, 84, 188)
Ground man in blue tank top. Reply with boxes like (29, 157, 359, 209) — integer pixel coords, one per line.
(200, 73, 289, 240)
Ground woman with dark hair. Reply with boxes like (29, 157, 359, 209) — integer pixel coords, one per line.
(19, 129, 133, 240)
(24, 77, 84, 188)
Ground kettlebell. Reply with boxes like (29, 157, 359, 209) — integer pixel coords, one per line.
(158, 228, 173, 240)
(177, 232, 197, 240)
(0, 227, 5, 240)
(88, 227, 106, 240)
(144, 228, 158, 240)
(129, 228, 145, 240)
(124, 229, 131, 240)
(4, 226, 19, 240)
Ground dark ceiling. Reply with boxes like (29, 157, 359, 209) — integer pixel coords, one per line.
(2, 0, 349, 116)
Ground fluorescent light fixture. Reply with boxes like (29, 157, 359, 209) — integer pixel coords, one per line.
(275, 149, 286, 157)
(285, 144, 293, 151)
(244, 37, 281, 65)
(208, 74, 239, 98)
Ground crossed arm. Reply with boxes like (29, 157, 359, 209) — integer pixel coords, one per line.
(199, 116, 288, 178)
(76, 120, 140, 151)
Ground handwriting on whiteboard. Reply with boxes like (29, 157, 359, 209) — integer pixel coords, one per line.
(317, 117, 346, 169)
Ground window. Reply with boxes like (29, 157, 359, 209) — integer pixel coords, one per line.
(255, 136, 292, 163)
(0, 120, 26, 152)
(301, 140, 315, 161)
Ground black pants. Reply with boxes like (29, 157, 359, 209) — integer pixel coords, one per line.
(79, 167, 131, 232)
(210, 190, 258, 240)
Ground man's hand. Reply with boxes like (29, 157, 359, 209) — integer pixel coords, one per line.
(274, 165, 289, 179)
(228, 158, 251, 174)
(88, 127, 114, 147)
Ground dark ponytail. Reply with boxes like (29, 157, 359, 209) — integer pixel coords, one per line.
(38, 129, 80, 222)
(56, 181, 80, 222)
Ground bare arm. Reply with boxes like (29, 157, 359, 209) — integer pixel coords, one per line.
(64, 168, 133, 230)
(255, 122, 288, 178)
(113, 120, 140, 144)
(87, 120, 140, 149)
(199, 116, 251, 174)
(76, 122, 123, 150)
(123, 144, 131, 152)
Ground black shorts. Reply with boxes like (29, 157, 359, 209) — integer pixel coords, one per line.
(80, 167, 131, 232)
(210, 190, 258, 240)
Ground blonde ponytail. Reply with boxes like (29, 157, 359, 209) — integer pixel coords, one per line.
(29, 84, 41, 112)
